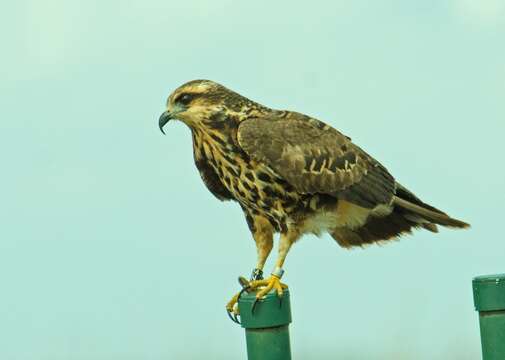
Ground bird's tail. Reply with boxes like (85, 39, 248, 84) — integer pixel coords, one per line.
(393, 183, 470, 230)
(330, 183, 469, 248)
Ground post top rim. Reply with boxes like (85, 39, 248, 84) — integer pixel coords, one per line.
(473, 273, 505, 283)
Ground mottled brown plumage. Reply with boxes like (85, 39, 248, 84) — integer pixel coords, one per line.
(159, 79, 469, 315)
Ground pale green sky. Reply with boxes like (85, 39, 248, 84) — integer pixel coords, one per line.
(1, 1, 504, 359)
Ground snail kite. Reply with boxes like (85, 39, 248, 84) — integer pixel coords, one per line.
(158, 80, 469, 318)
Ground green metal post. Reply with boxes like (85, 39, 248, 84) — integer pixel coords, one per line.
(238, 290, 292, 360)
(472, 274, 505, 360)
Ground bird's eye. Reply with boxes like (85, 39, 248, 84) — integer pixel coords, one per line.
(178, 93, 194, 105)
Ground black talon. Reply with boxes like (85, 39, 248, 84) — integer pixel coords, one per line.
(233, 313, 240, 324)
(251, 297, 260, 315)
(238, 285, 251, 301)
(227, 309, 241, 325)
(278, 295, 283, 309)
(227, 276, 254, 324)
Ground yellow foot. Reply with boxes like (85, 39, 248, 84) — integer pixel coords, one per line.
(226, 290, 241, 315)
(225, 275, 288, 322)
(249, 275, 288, 299)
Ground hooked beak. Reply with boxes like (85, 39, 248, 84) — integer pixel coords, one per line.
(158, 111, 173, 135)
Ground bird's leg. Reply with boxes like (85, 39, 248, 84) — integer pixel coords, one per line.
(249, 227, 273, 281)
(226, 216, 273, 319)
(248, 230, 296, 302)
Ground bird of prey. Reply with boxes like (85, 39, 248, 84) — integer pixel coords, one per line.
(159, 79, 469, 319)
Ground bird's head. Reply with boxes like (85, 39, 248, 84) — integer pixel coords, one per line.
(159, 80, 267, 134)
(159, 80, 232, 134)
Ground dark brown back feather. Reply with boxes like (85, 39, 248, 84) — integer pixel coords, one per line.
(237, 111, 396, 209)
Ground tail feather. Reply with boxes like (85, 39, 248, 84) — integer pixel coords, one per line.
(422, 222, 439, 233)
(393, 196, 470, 229)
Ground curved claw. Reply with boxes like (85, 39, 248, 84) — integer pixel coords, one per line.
(251, 297, 261, 315)
(226, 309, 241, 324)
(226, 283, 252, 325)
(233, 312, 240, 324)
(238, 286, 251, 300)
